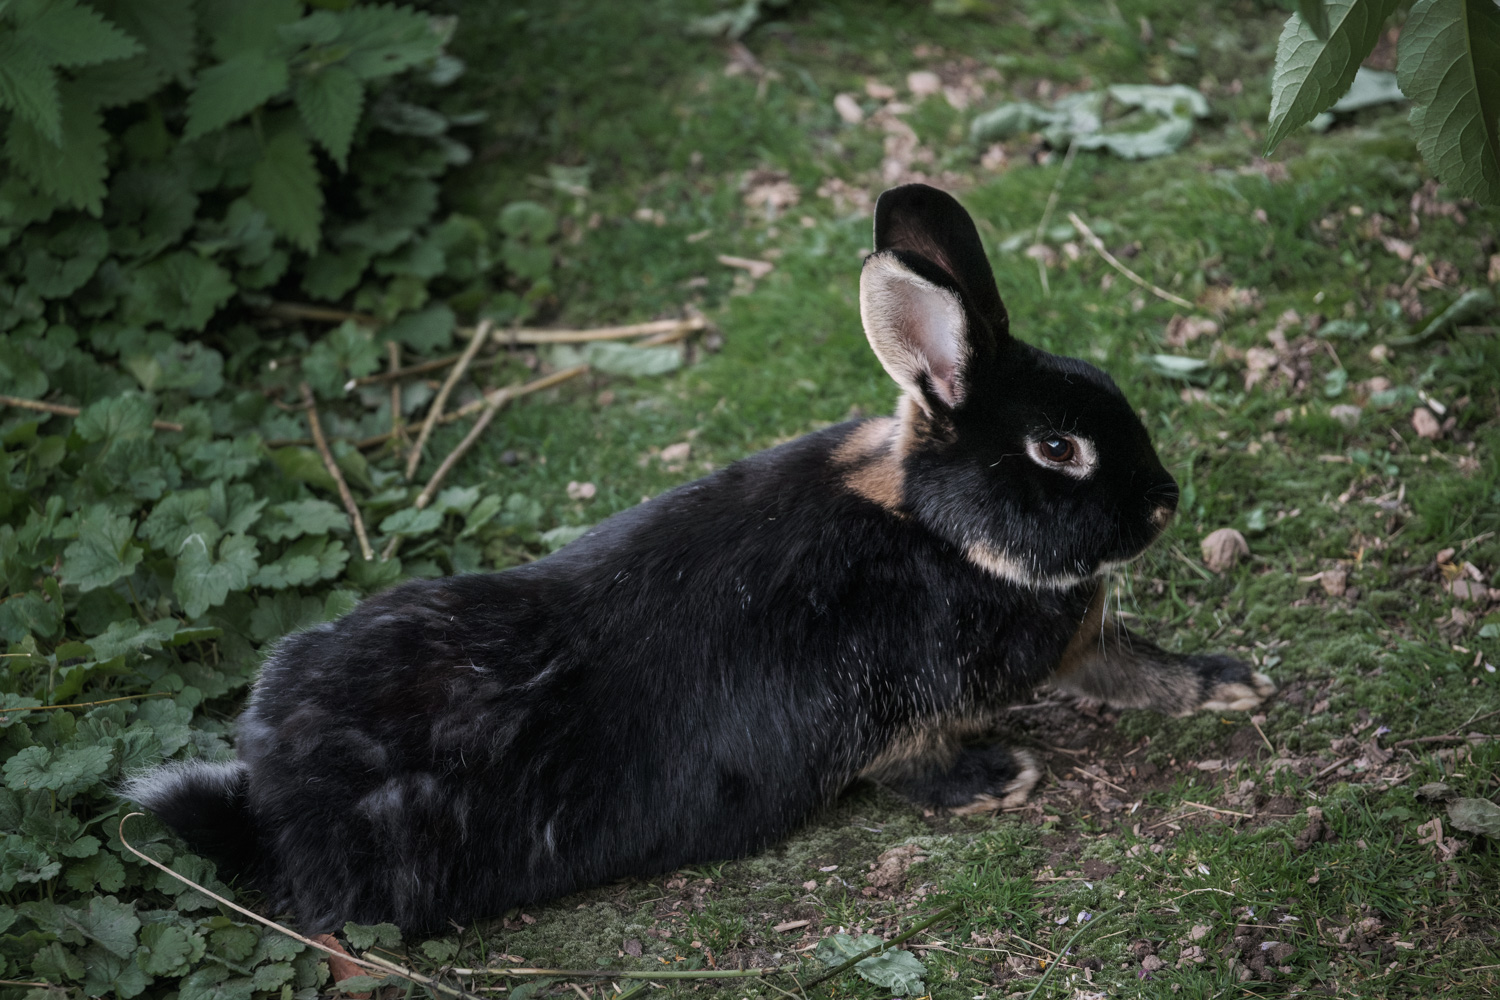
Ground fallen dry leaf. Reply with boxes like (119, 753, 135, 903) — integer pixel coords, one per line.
(660, 441, 692, 463)
(1411, 406, 1442, 439)
(1201, 528, 1249, 573)
(1164, 315, 1218, 348)
(717, 254, 774, 280)
(865, 79, 896, 100)
(773, 919, 810, 933)
(566, 481, 596, 501)
(1320, 566, 1348, 597)
(907, 70, 941, 98)
(311, 934, 370, 1000)
(833, 92, 863, 124)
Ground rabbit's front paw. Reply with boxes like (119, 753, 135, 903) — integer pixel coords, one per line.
(884, 746, 1040, 814)
(1184, 654, 1276, 715)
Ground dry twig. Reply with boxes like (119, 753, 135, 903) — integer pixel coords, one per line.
(406, 319, 494, 480)
(1, 394, 184, 432)
(1067, 211, 1195, 310)
(301, 382, 374, 561)
(387, 340, 404, 460)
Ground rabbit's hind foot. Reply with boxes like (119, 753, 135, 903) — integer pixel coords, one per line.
(1190, 656, 1277, 714)
(876, 744, 1040, 815)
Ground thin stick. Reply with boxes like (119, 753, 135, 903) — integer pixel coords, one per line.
(407, 319, 494, 480)
(1074, 766, 1130, 795)
(1, 394, 184, 432)
(1392, 733, 1496, 748)
(464, 967, 779, 981)
(3, 692, 170, 713)
(302, 382, 374, 561)
(1067, 211, 1194, 310)
(1032, 138, 1079, 297)
(116, 814, 476, 1000)
(387, 340, 404, 460)
(490, 316, 704, 345)
(801, 904, 958, 990)
(1315, 756, 1353, 779)
(1181, 800, 1254, 819)
(1249, 716, 1276, 753)
(443, 364, 589, 423)
(1023, 905, 1123, 1000)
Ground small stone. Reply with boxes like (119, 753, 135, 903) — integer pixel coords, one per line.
(1329, 404, 1362, 429)
(1142, 955, 1166, 972)
(1320, 567, 1347, 596)
(1201, 528, 1249, 573)
(907, 70, 942, 98)
(833, 92, 863, 124)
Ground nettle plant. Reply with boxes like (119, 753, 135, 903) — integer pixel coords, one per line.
(0, 2, 569, 996)
(1269, 0, 1500, 204)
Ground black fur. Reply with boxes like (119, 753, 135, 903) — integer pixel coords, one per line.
(127, 184, 1269, 932)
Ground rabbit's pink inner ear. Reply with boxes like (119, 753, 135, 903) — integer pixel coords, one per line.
(859, 253, 968, 411)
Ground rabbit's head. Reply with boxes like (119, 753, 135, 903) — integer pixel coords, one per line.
(856, 183, 1177, 588)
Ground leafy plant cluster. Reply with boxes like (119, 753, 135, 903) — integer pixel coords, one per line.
(1270, 0, 1500, 204)
(0, 2, 588, 997)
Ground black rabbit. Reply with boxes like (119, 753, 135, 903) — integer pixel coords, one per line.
(127, 184, 1273, 933)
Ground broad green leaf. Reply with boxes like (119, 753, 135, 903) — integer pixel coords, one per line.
(184, 50, 289, 140)
(249, 592, 326, 643)
(138, 920, 204, 976)
(251, 962, 295, 991)
(0, 39, 61, 142)
(342, 921, 401, 951)
(83, 946, 150, 999)
(259, 499, 350, 542)
(22, 0, 142, 69)
(250, 535, 348, 589)
(175, 533, 259, 619)
(31, 940, 85, 981)
(303, 244, 373, 299)
(295, 64, 364, 170)
(99, 0, 197, 81)
(269, 446, 338, 493)
(202, 0, 301, 60)
(4, 84, 109, 214)
(0, 589, 62, 642)
(385, 302, 455, 352)
(338, 5, 443, 80)
(72, 895, 141, 958)
(540, 524, 590, 551)
(1448, 796, 1500, 837)
(379, 506, 443, 536)
(1265, 0, 1401, 153)
(814, 934, 926, 996)
(1298, 0, 1331, 39)
(61, 506, 142, 592)
(248, 127, 324, 252)
(75, 391, 155, 443)
(23, 218, 109, 298)
(65, 851, 128, 893)
(2, 744, 114, 797)
(122, 251, 235, 331)
(1330, 66, 1404, 111)
(1398, 0, 1500, 204)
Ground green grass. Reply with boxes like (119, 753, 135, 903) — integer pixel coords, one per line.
(327, 1, 1500, 996)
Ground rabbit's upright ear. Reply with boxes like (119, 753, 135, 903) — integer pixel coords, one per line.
(860, 184, 1009, 413)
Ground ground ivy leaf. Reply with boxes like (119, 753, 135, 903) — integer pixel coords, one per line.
(1398, 0, 1500, 204)
(258, 498, 349, 542)
(1265, 0, 1401, 153)
(75, 391, 155, 443)
(82, 943, 150, 999)
(295, 64, 364, 170)
(139, 920, 203, 976)
(143, 489, 219, 554)
(2, 743, 114, 797)
(87, 618, 177, 661)
(61, 505, 143, 592)
(175, 533, 259, 619)
(379, 506, 443, 536)
(64, 851, 128, 893)
(248, 126, 324, 252)
(123, 250, 236, 331)
(249, 592, 326, 643)
(250, 961, 295, 991)
(342, 921, 401, 951)
(384, 303, 454, 352)
(250, 536, 348, 589)
(31, 940, 85, 981)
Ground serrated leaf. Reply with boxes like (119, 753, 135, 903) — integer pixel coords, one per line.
(342, 921, 401, 951)
(138, 920, 204, 976)
(2, 744, 114, 797)
(259, 498, 350, 542)
(65, 851, 127, 893)
(22, 0, 142, 69)
(295, 64, 364, 170)
(250, 535, 348, 589)
(73, 895, 141, 958)
(175, 533, 259, 619)
(122, 251, 236, 331)
(23, 218, 109, 298)
(379, 506, 442, 536)
(4, 84, 109, 213)
(338, 5, 443, 80)
(31, 940, 86, 981)
(1398, 0, 1500, 204)
(252, 961, 295, 991)
(83, 945, 150, 999)
(249, 592, 326, 643)
(75, 391, 155, 443)
(248, 127, 324, 252)
(98, 0, 197, 81)
(202, 0, 302, 60)
(184, 50, 289, 140)
(1265, 0, 1402, 153)
(1448, 796, 1500, 837)
(385, 302, 454, 352)
(61, 505, 143, 592)
(0, 38, 61, 142)
(1298, 0, 1332, 39)
(86, 617, 176, 661)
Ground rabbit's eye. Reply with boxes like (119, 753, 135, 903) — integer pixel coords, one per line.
(1040, 438, 1075, 462)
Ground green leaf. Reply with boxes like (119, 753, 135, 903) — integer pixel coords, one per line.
(814, 934, 927, 996)
(4, 84, 109, 213)
(99, 0, 197, 81)
(86, 618, 176, 661)
(249, 592, 326, 644)
(303, 320, 382, 397)
(0, 38, 61, 142)
(202, 0, 302, 60)
(379, 506, 442, 536)
(385, 303, 455, 352)
(1266, 0, 1402, 153)
(251, 962, 295, 991)
(65, 851, 128, 893)
(295, 64, 364, 170)
(1448, 797, 1500, 837)
(184, 51, 290, 140)
(1398, 0, 1500, 204)
(31, 940, 86, 981)
(61, 505, 143, 592)
(122, 251, 236, 331)
(175, 533, 259, 619)
(1298, 0, 1332, 39)
(73, 895, 141, 958)
(23, 218, 109, 298)
(2, 744, 114, 797)
(138, 920, 204, 976)
(342, 921, 401, 951)
(23, 0, 143, 69)
(259, 499, 350, 542)
(248, 127, 324, 252)
(303, 244, 373, 299)
(250, 535, 349, 589)
(75, 391, 155, 443)
(269, 446, 338, 493)
(337, 5, 443, 80)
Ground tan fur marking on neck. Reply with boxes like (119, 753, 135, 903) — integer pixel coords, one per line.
(1051, 581, 1108, 679)
(833, 417, 905, 511)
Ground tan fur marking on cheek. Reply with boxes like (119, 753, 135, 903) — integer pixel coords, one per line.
(1052, 582, 1108, 679)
